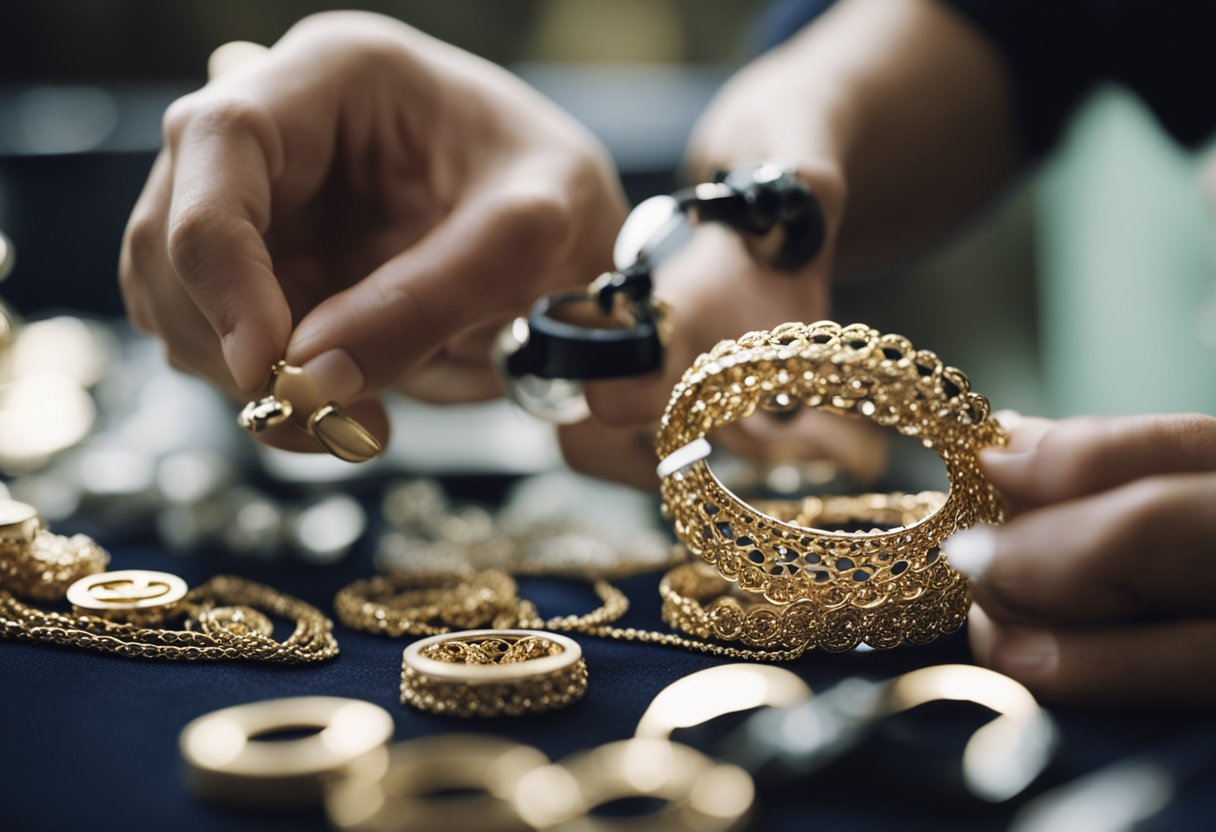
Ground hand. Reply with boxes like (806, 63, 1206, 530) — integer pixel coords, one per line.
(943, 413, 1216, 706)
(558, 40, 861, 490)
(120, 11, 626, 451)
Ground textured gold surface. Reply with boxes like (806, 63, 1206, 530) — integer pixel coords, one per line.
(0, 527, 109, 601)
(657, 321, 1007, 649)
(401, 630, 588, 717)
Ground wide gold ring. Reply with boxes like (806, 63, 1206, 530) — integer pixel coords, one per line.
(180, 696, 394, 808)
(400, 629, 587, 717)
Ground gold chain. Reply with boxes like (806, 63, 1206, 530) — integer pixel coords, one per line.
(334, 569, 631, 637)
(1, 574, 338, 662)
(335, 569, 811, 662)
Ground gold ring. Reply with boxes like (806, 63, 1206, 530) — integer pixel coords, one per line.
(180, 696, 394, 808)
(656, 321, 1007, 649)
(400, 629, 587, 717)
(513, 738, 754, 832)
(326, 734, 549, 832)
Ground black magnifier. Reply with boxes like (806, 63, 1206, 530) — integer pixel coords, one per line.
(495, 163, 826, 424)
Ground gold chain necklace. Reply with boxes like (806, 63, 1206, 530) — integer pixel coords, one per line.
(334, 568, 809, 662)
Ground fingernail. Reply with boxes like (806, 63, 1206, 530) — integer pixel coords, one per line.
(301, 348, 364, 404)
(996, 630, 1058, 676)
(992, 409, 1024, 431)
(942, 523, 998, 579)
(983, 416, 1052, 457)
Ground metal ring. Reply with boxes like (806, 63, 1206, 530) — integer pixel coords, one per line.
(513, 738, 754, 832)
(326, 734, 549, 832)
(636, 664, 812, 740)
(180, 696, 394, 808)
(401, 629, 587, 717)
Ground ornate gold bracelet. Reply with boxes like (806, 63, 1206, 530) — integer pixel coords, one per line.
(657, 321, 1006, 650)
(400, 630, 588, 717)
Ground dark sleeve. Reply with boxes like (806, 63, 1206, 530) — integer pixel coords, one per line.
(942, 0, 1216, 156)
(759, 0, 1216, 158)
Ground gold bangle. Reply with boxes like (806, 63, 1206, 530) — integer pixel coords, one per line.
(401, 630, 588, 717)
(180, 696, 394, 808)
(0, 498, 110, 600)
(656, 321, 1006, 649)
(659, 491, 967, 652)
(326, 734, 549, 832)
(750, 490, 947, 530)
(513, 739, 754, 832)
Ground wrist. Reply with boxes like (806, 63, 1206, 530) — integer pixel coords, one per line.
(685, 46, 855, 259)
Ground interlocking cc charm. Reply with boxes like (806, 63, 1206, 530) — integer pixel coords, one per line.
(66, 569, 188, 622)
(238, 361, 382, 463)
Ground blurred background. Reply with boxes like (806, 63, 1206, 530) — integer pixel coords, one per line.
(1, 0, 1214, 560)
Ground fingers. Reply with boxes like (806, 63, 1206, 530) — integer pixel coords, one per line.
(981, 413, 1216, 509)
(284, 174, 572, 399)
(163, 94, 292, 393)
(945, 473, 1216, 623)
(968, 605, 1216, 706)
(121, 153, 248, 398)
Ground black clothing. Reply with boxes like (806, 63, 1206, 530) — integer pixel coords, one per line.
(761, 0, 1216, 157)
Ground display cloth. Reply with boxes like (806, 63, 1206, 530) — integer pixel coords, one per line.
(3, 522, 1215, 832)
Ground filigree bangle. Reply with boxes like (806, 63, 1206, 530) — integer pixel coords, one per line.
(656, 321, 1007, 648)
(400, 630, 588, 717)
(660, 560, 969, 652)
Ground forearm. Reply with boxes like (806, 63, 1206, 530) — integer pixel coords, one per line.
(689, 0, 1018, 272)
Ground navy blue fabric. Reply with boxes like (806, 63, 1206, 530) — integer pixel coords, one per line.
(760, 0, 1216, 158)
(3, 532, 1216, 831)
